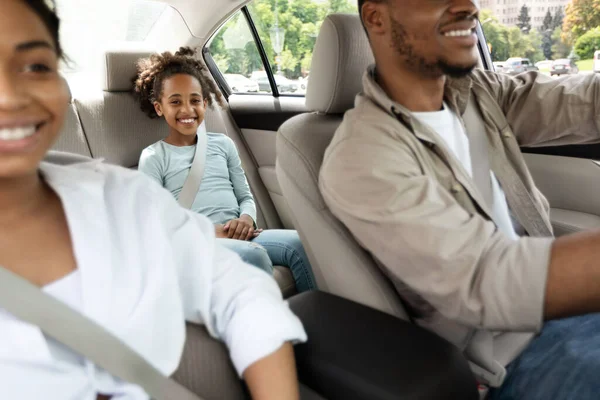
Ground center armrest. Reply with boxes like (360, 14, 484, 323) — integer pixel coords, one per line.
(289, 291, 479, 400)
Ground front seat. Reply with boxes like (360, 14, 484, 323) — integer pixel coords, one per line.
(276, 14, 408, 320)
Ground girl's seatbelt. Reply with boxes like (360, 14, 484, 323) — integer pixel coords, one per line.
(178, 122, 208, 209)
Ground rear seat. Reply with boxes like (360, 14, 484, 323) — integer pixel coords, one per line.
(52, 50, 297, 298)
(51, 101, 92, 157)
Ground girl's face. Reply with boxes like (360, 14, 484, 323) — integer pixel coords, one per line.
(0, 0, 70, 179)
(154, 74, 208, 137)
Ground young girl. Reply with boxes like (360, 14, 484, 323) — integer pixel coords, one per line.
(0, 0, 305, 398)
(135, 48, 317, 293)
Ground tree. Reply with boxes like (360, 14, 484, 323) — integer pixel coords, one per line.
(328, 0, 356, 13)
(505, 26, 543, 63)
(279, 49, 298, 74)
(541, 10, 553, 32)
(523, 29, 544, 63)
(574, 27, 600, 59)
(541, 29, 554, 60)
(209, 0, 356, 80)
(479, 10, 509, 61)
(552, 26, 571, 59)
(300, 53, 312, 75)
(563, 0, 600, 45)
(517, 5, 532, 33)
(552, 7, 564, 30)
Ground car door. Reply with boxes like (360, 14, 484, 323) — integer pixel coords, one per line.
(203, 1, 358, 229)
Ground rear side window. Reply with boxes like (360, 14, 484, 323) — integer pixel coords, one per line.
(207, 13, 268, 93)
(55, 0, 174, 96)
(57, 0, 167, 77)
(206, 0, 357, 97)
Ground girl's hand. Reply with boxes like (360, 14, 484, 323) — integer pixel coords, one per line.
(224, 215, 256, 241)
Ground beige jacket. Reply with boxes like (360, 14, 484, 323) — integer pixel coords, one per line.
(319, 66, 600, 386)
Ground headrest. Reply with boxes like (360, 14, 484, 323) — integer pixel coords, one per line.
(306, 14, 374, 114)
(103, 49, 154, 92)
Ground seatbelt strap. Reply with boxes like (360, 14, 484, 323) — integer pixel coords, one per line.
(0, 265, 203, 400)
(178, 121, 208, 209)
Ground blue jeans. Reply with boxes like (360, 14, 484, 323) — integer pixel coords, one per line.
(217, 229, 317, 293)
(489, 313, 600, 400)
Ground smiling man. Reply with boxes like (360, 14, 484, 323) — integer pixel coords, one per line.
(319, 1, 600, 399)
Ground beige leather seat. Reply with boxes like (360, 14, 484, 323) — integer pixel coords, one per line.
(276, 14, 408, 319)
(53, 50, 296, 297)
(51, 89, 92, 157)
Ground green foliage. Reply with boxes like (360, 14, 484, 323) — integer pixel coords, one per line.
(541, 29, 553, 60)
(552, 26, 571, 59)
(481, 9, 542, 63)
(574, 27, 600, 59)
(480, 10, 509, 61)
(209, 0, 356, 80)
(563, 0, 600, 45)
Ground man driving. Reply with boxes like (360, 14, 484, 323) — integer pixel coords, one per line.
(320, 0, 600, 398)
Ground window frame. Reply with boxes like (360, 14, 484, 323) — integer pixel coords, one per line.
(203, 6, 282, 98)
(204, 3, 325, 99)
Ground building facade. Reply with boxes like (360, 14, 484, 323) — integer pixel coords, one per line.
(479, 0, 570, 29)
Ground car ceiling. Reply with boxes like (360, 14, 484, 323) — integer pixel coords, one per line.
(158, 0, 251, 41)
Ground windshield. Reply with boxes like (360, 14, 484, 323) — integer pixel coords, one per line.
(481, 1, 596, 75)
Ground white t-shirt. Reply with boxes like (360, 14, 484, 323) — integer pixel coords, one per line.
(412, 104, 518, 240)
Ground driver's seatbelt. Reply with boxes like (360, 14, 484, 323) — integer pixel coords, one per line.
(178, 122, 208, 209)
(0, 265, 204, 400)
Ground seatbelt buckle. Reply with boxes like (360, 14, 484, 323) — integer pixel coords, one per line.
(478, 383, 489, 400)
(468, 360, 506, 388)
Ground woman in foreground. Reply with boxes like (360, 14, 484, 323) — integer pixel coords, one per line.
(0, 1, 306, 399)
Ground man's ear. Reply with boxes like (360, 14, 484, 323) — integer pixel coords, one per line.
(153, 101, 163, 117)
(362, 1, 387, 37)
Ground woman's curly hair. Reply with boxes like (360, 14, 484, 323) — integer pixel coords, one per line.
(132, 47, 224, 119)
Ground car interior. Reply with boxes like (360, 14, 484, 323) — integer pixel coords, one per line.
(46, 0, 600, 398)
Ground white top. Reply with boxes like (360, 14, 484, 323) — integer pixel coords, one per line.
(412, 104, 518, 240)
(0, 161, 306, 400)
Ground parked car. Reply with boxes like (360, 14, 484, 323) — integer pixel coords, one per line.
(299, 75, 309, 90)
(252, 73, 299, 93)
(550, 59, 579, 76)
(504, 58, 539, 75)
(275, 75, 299, 93)
(535, 60, 553, 70)
(594, 50, 600, 73)
(492, 62, 506, 73)
(224, 74, 259, 93)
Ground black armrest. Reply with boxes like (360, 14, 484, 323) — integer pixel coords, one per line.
(289, 291, 479, 400)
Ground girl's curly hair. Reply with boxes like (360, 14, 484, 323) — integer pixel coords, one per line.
(132, 47, 224, 119)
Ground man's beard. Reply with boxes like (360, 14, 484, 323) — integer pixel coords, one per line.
(389, 17, 476, 79)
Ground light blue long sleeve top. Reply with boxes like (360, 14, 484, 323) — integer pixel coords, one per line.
(139, 133, 256, 225)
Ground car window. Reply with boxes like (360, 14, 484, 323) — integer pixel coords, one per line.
(480, 1, 594, 75)
(207, 0, 357, 96)
(207, 12, 271, 94)
(56, 0, 167, 87)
